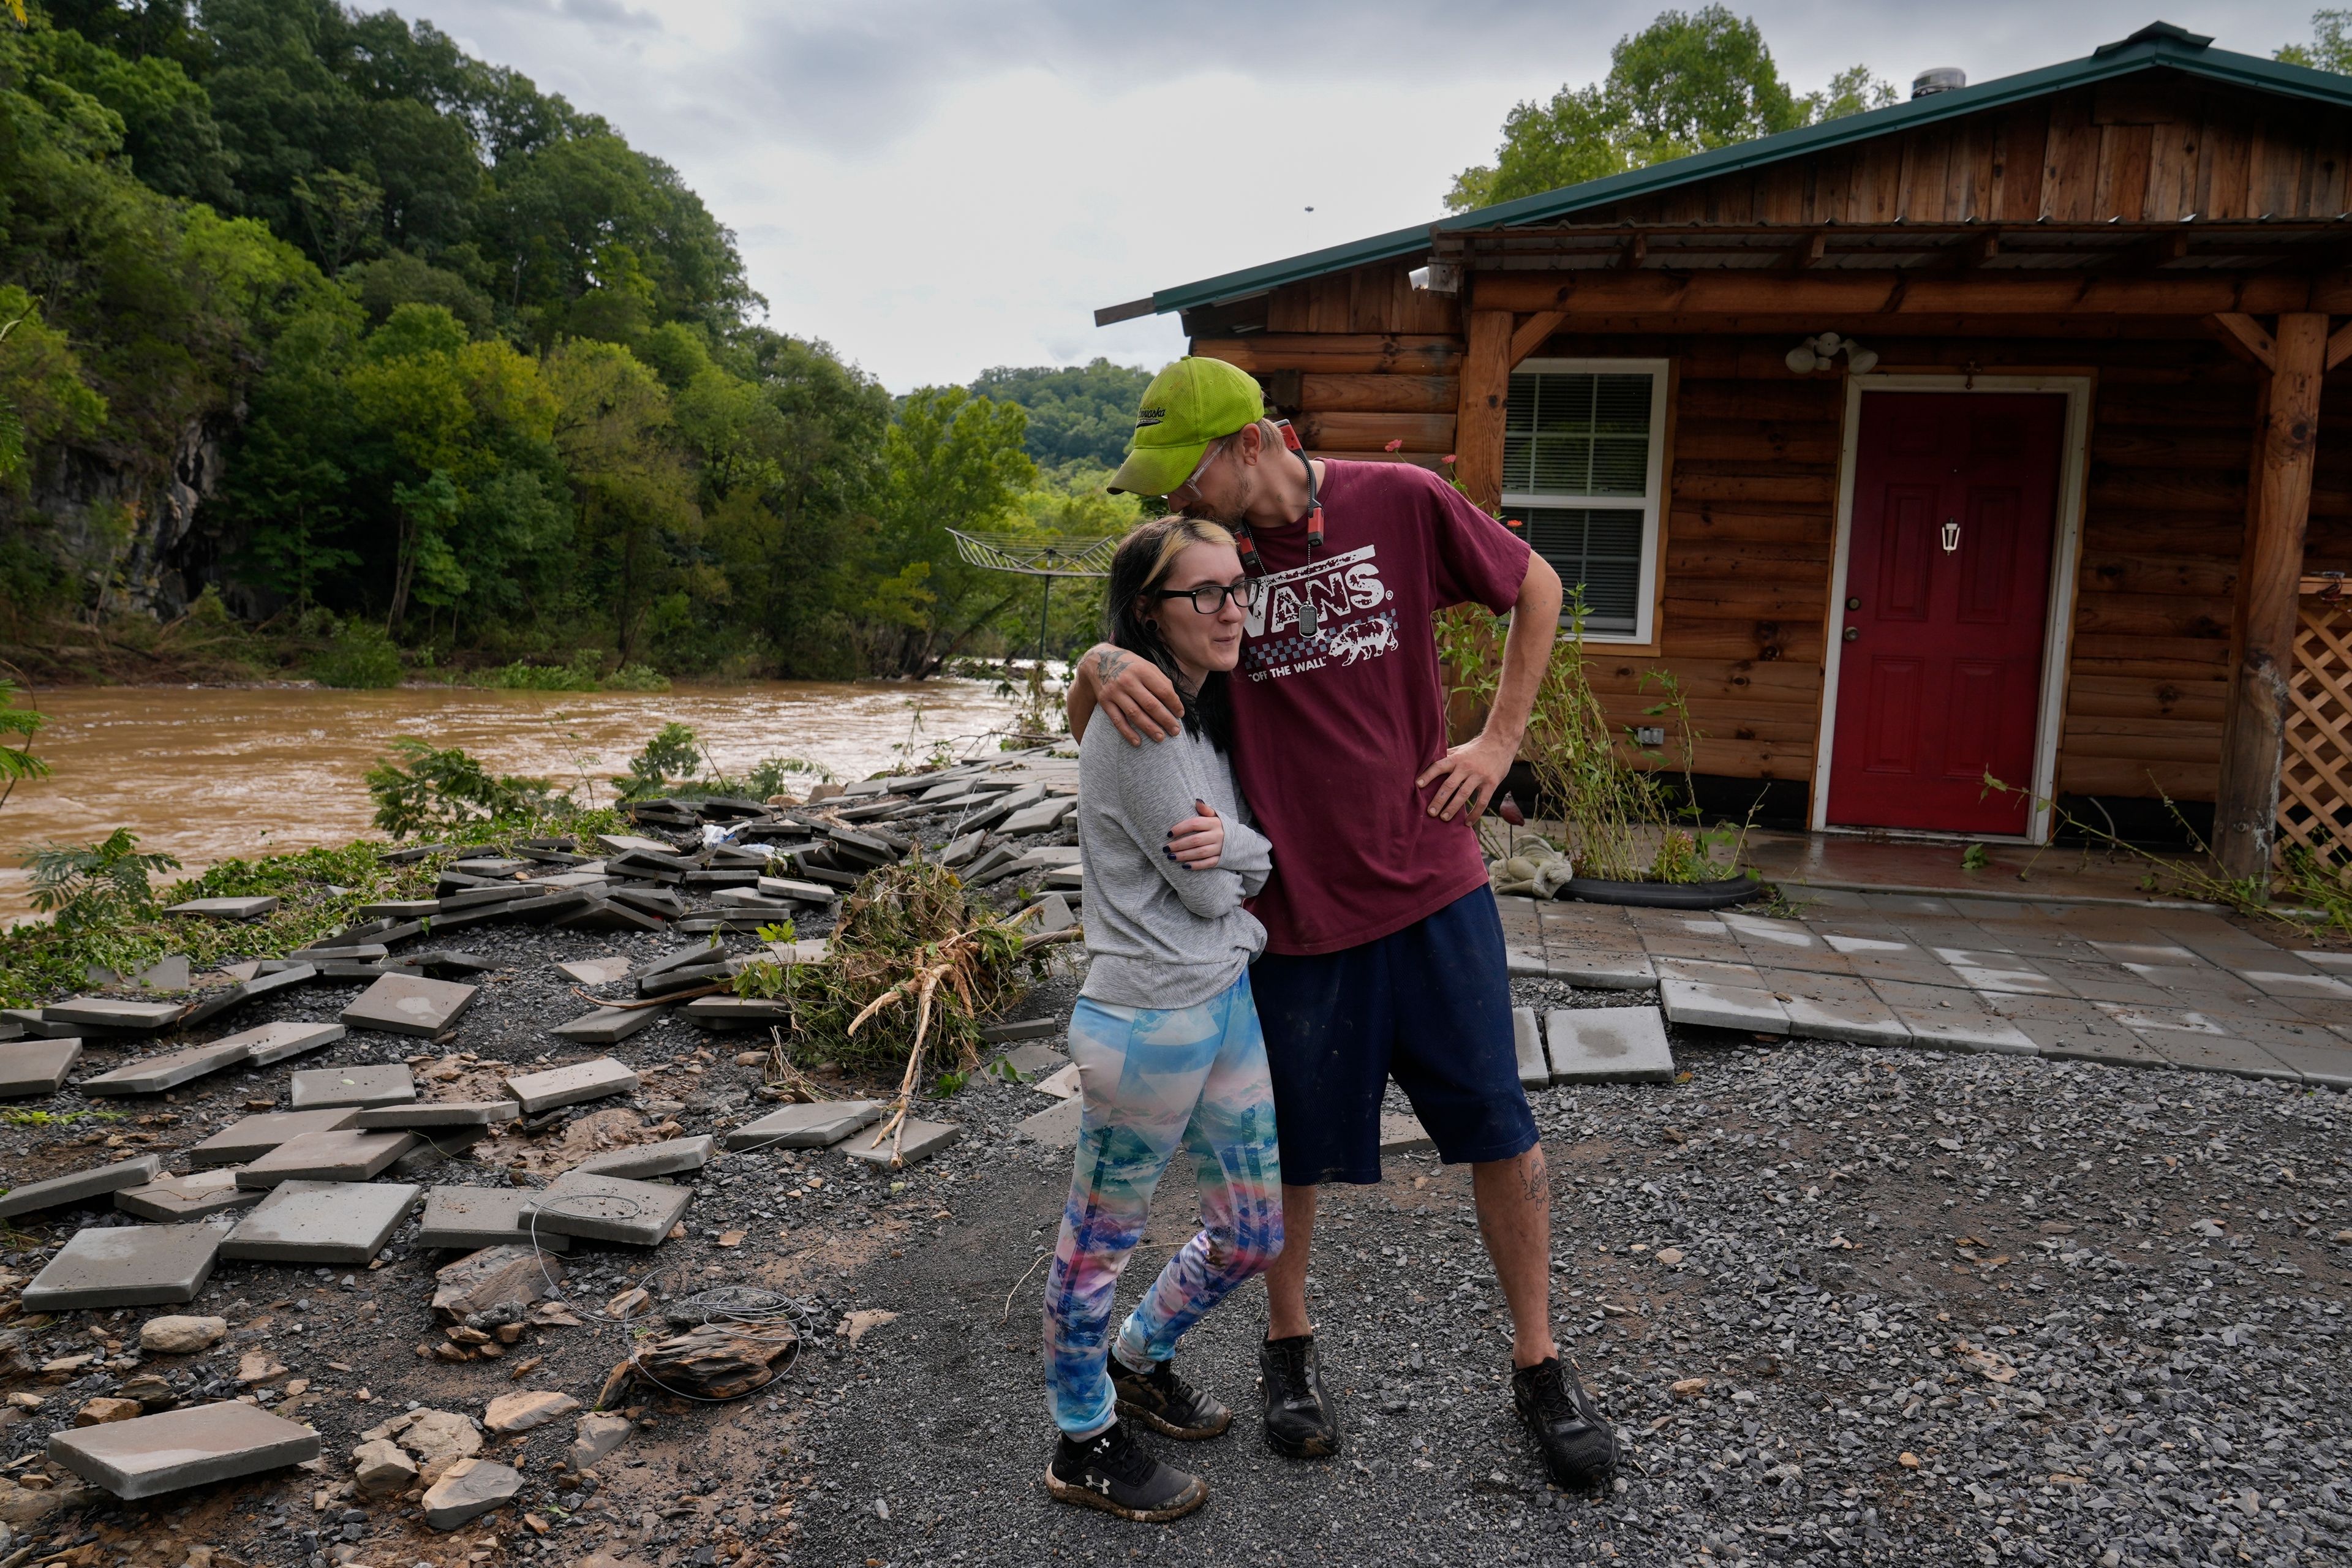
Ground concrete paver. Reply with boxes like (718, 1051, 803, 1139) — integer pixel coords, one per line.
(1544, 1007, 1675, 1084)
(522, 1170, 690, 1246)
(187, 1108, 362, 1167)
(22, 1223, 224, 1310)
(0, 1155, 165, 1218)
(290, 1063, 416, 1109)
(1511, 1007, 1547, 1088)
(414, 1186, 571, 1251)
(48, 1401, 320, 1499)
(339, 973, 478, 1039)
(0, 1037, 82, 1096)
(115, 1168, 263, 1223)
(843, 1118, 961, 1169)
(720, 1099, 881, 1150)
(222, 1179, 420, 1263)
(79, 1038, 255, 1095)
(503, 1057, 639, 1114)
(234, 1128, 417, 1188)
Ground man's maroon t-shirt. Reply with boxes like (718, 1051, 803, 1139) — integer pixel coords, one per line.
(1227, 460, 1532, 956)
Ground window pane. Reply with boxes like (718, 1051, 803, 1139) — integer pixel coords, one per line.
(1504, 504, 1646, 636)
(1505, 371, 1653, 497)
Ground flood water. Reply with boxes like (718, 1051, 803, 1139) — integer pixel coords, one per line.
(0, 679, 1032, 922)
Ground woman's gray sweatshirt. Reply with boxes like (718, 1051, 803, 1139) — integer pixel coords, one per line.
(1076, 712, 1273, 1010)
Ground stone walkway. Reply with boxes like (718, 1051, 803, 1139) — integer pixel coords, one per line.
(1501, 891, 2352, 1087)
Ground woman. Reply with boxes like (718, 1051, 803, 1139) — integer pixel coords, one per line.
(1040, 516, 1283, 1523)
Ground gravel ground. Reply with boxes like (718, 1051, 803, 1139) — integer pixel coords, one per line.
(2, 813, 2348, 1568)
(787, 976, 2352, 1568)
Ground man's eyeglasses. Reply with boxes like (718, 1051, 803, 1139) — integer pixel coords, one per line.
(1167, 438, 1227, 508)
(1150, 579, 1264, 614)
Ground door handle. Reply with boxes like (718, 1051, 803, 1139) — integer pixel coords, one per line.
(1843, 627, 1860, 643)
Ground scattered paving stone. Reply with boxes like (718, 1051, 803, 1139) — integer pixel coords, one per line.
(503, 1056, 640, 1114)
(0, 1153, 164, 1218)
(432, 1245, 564, 1321)
(353, 1098, 521, 1129)
(842, 1118, 960, 1170)
(1658, 976, 1792, 1035)
(422, 1457, 521, 1529)
(722, 1099, 884, 1150)
(48, 1401, 320, 1500)
(222, 1179, 421, 1264)
(1032, 1061, 1082, 1099)
(567, 1412, 633, 1471)
(981, 1017, 1061, 1045)
(115, 1168, 265, 1222)
(522, 1170, 692, 1246)
(43, 997, 188, 1032)
(78, 1038, 256, 1095)
(21, 1223, 224, 1310)
(233, 1020, 348, 1066)
(186, 1108, 362, 1167)
(483, 1390, 579, 1434)
(233, 1128, 417, 1188)
(575, 1134, 715, 1178)
(550, 1006, 668, 1045)
(1378, 1110, 1434, 1153)
(164, 896, 280, 921)
(138, 1314, 227, 1354)
(0, 1037, 82, 1096)
(1014, 1097, 1082, 1148)
(1544, 1006, 1676, 1084)
(1512, 1006, 1548, 1088)
(1027, 892, 1077, 935)
(414, 1187, 572, 1252)
(993, 1042, 1068, 1080)
(555, 957, 635, 985)
(289, 1062, 417, 1109)
(339, 973, 480, 1039)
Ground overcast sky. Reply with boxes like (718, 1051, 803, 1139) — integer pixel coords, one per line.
(397, 2, 2328, 391)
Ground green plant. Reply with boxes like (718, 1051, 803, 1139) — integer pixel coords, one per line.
(1961, 842, 1992, 873)
(365, 738, 562, 837)
(24, 828, 181, 933)
(309, 618, 404, 689)
(2, 1107, 124, 1127)
(755, 920, 798, 944)
(473, 658, 599, 692)
(744, 756, 837, 798)
(599, 664, 670, 692)
(614, 722, 702, 801)
(932, 1069, 968, 1096)
(0, 676, 45, 808)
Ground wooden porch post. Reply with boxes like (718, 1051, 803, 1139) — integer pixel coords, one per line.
(2215, 312, 2326, 880)
(1453, 309, 1515, 511)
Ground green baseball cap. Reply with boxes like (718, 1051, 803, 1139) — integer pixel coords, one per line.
(1107, 356, 1267, 496)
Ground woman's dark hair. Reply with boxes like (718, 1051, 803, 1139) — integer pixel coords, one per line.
(1102, 516, 1238, 752)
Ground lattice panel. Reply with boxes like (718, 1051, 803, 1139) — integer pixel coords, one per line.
(2280, 581, 2352, 883)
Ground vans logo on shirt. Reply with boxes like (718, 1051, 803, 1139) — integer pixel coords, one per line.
(1240, 544, 1397, 680)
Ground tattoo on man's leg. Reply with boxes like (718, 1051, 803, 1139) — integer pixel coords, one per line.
(1519, 1147, 1548, 1206)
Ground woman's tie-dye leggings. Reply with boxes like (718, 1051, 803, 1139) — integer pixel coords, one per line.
(1041, 971, 1284, 1437)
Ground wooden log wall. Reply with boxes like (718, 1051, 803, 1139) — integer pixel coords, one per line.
(1197, 260, 2352, 810)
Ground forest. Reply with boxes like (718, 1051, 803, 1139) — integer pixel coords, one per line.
(0, 0, 1145, 684)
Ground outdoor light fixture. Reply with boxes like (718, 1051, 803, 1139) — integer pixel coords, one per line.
(1784, 332, 1879, 375)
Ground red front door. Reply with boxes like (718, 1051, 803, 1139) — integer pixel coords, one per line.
(1827, 392, 2067, 835)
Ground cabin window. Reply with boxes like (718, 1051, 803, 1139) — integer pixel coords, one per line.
(1500, 358, 1669, 642)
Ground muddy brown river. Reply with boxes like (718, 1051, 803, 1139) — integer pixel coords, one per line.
(0, 679, 1031, 922)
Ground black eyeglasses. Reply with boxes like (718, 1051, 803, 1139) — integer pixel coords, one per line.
(1150, 579, 1264, 614)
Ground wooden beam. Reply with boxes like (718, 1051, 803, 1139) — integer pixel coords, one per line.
(1619, 234, 1648, 271)
(1453, 310, 1515, 513)
(1787, 232, 1828, 268)
(1507, 311, 1566, 368)
(1469, 270, 2323, 317)
(2212, 312, 2277, 371)
(2329, 320, 2352, 372)
(2214, 312, 2326, 881)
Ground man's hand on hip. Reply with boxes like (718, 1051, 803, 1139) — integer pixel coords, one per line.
(1417, 731, 1517, 823)
(1076, 643, 1185, 745)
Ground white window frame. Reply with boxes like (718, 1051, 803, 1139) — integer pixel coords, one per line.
(1501, 356, 1670, 646)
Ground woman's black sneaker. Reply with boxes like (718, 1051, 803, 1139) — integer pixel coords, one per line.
(1113, 1355, 1232, 1440)
(1258, 1334, 1341, 1457)
(1512, 1356, 1618, 1492)
(1044, 1420, 1208, 1523)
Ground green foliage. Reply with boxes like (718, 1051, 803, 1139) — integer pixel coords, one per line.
(24, 828, 181, 933)
(0, 679, 47, 802)
(969, 361, 1155, 468)
(1960, 842, 1992, 873)
(308, 617, 403, 688)
(2280, 10, 2352, 71)
(599, 663, 669, 692)
(744, 755, 837, 796)
(1, 1108, 123, 1127)
(364, 737, 559, 837)
(614, 721, 703, 800)
(1446, 6, 1898, 211)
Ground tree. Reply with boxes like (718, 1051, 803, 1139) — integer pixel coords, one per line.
(970, 360, 1155, 467)
(1446, 6, 1897, 211)
(546, 337, 698, 660)
(861, 388, 1036, 677)
(2280, 10, 2352, 72)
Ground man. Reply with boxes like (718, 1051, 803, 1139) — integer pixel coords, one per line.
(1066, 355, 1618, 1491)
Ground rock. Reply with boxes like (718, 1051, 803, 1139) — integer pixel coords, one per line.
(568, 1414, 633, 1472)
(74, 1398, 143, 1425)
(606, 1286, 650, 1319)
(1670, 1376, 1709, 1400)
(395, 1409, 483, 1467)
(483, 1391, 579, 1434)
(421, 1457, 520, 1529)
(138, 1316, 227, 1355)
(235, 1351, 286, 1385)
(1653, 1246, 1686, 1266)
(1899, 1451, 1921, 1469)
(350, 1438, 415, 1498)
(839, 1309, 897, 1346)
(621, 1322, 799, 1401)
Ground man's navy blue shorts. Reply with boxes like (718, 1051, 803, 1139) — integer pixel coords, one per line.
(1248, 886, 1537, 1185)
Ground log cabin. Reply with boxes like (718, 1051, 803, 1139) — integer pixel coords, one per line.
(1095, 22, 2352, 881)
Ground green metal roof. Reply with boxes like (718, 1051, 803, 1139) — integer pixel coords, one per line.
(1120, 23, 2352, 320)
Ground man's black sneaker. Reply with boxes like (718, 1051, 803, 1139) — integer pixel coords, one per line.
(1113, 1355, 1232, 1440)
(1044, 1420, 1208, 1523)
(1258, 1334, 1341, 1458)
(1512, 1356, 1619, 1492)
